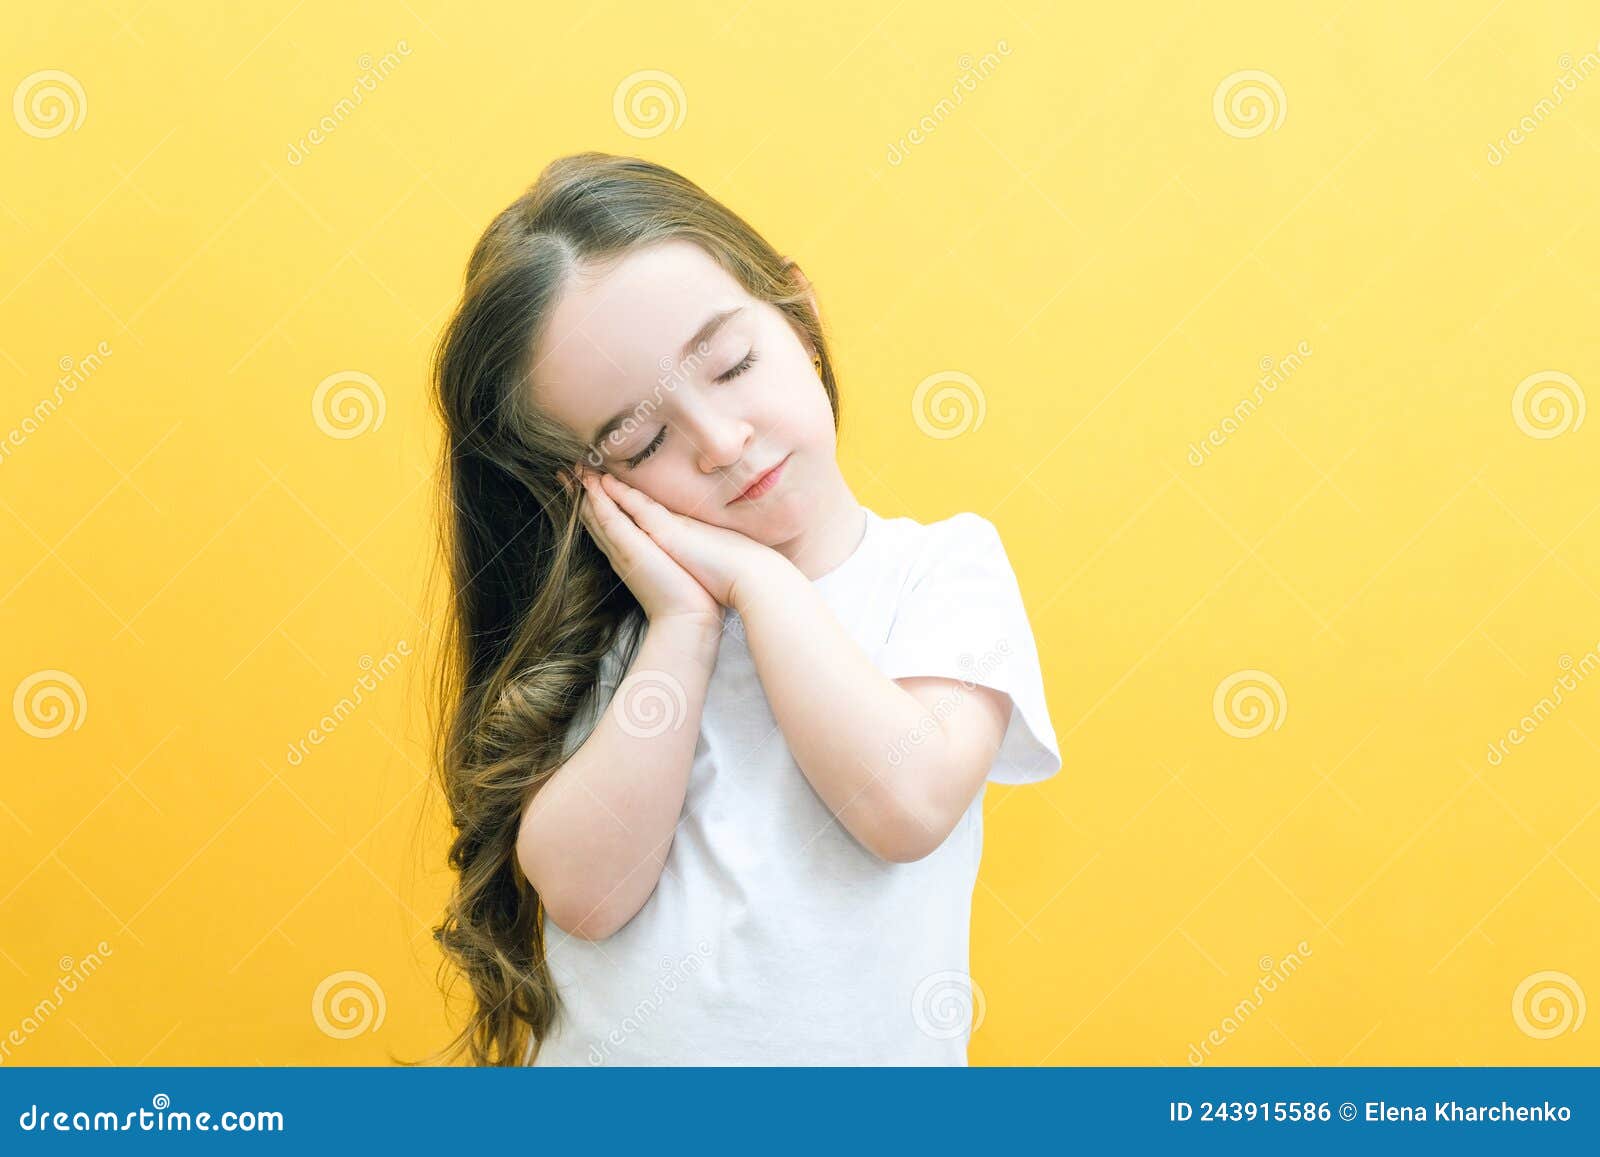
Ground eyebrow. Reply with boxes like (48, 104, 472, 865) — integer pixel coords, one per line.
(588, 306, 746, 448)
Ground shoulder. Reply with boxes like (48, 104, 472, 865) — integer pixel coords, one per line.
(858, 512, 1014, 609)
(874, 508, 1002, 549)
(932, 511, 1003, 549)
(881, 510, 1006, 571)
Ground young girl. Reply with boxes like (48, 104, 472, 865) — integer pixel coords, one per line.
(426, 152, 1061, 1066)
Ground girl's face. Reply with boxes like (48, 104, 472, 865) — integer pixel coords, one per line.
(529, 238, 841, 546)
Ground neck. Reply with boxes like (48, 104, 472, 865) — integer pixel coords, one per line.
(774, 473, 866, 582)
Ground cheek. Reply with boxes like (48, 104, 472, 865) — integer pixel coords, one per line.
(762, 385, 831, 445)
(645, 471, 723, 519)
(791, 394, 837, 448)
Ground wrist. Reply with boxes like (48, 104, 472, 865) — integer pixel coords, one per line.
(729, 547, 795, 617)
(647, 611, 725, 655)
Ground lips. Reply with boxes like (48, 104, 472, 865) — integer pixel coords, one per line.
(730, 453, 790, 503)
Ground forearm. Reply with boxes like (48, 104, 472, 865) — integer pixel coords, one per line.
(733, 559, 956, 861)
(518, 614, 721, 938)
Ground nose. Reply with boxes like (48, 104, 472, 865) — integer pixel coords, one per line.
(687, 398, 754, 475)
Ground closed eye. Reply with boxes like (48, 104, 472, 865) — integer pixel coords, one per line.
(624, 427, 666, 469)
(623, 350, 760, 469)
(715, 349, 758, 382)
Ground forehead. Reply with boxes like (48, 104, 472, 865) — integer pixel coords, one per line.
(531, 239, 748, 439)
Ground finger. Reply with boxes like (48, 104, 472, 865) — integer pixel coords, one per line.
(575, 488, 598, 534)
(585, 472, 636, 525)
(576, 485, 617, 557)
(576, 505, 611, 561)
(583, 473, 656, 556)
(601, 473, 679, 538)
(580, 480, 663, 588)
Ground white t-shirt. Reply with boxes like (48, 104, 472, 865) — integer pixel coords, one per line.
(526, 504, 1061, 1066)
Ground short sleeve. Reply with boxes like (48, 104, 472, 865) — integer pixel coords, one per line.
(875, 513, 1062, 785)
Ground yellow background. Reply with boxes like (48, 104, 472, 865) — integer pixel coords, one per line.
(3, 1, 1597, 1065)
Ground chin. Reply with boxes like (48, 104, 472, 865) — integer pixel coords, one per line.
(744, 522, 790, 547)
(735, 498, 806, 542)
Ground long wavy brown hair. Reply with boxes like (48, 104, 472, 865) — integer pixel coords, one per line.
(415, 152, 840, 1065)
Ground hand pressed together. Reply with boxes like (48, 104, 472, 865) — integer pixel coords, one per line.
(565, 467, 782, 624)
